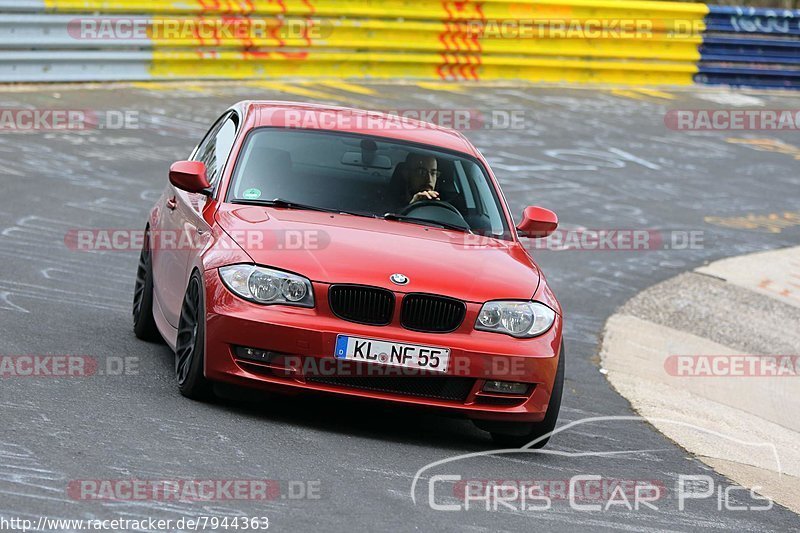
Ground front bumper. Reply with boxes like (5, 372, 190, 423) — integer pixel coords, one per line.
(204, 271, 562, 423)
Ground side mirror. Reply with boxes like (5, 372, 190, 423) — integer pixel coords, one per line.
(517, 206, 558, 238)
(169, 160, 211, 194)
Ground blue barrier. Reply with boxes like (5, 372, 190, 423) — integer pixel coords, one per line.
(695, 65, 800, 89)
(699, 5, 800, 89)
(705, 5, 800, 35)
(701, 36, 800, 64)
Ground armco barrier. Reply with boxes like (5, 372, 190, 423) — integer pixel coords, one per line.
(0, 1, 796, 89)
(0, 0, 707, 84)
(697, 6, 800, 89)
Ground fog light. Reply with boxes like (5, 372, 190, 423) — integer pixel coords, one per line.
(482, 380, 530, 395)
(234, 346, 279, 363)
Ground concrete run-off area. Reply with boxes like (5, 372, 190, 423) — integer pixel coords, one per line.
(602, 246, 800, 513)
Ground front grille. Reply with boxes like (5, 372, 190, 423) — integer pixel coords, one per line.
(306, 375, 475, 402)
(401, 293, 466, 333)
(329, 285, 394, 325)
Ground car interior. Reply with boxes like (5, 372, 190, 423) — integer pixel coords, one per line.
(231, 131, 504, 237)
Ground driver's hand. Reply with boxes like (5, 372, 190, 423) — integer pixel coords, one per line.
(410, 190, 440, 204)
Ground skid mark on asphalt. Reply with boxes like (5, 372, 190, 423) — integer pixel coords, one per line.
(0, 215, 132, 312)
(0, 292, 28, 313)
(64, 197, 144, 217)
(0, 279, 128, 313)
(2, 219, 123, 265)
(38, 267, 130, 294)
(0, 441, 70, 507)
(0, 249, 130, 279)
(142, 113, 211, 138)
(489, 148, 661, 174)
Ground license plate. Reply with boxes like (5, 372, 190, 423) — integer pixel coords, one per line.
(334, 335, 450, 373)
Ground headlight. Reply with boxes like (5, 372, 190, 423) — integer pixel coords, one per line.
(219, 264, 314, 308)
(475, 301, 555, 338)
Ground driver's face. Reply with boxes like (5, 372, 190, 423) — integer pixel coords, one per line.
(407, 156, 438, 194)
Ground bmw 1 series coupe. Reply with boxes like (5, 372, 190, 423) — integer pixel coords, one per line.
(133, 101, 564, 447)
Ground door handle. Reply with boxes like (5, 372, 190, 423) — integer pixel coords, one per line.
(166, 197, 177, 210)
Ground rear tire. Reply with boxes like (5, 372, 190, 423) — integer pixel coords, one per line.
(481, 341, 565, 449)
(132, 230, 162, 342)
(175, 271, 214, 400)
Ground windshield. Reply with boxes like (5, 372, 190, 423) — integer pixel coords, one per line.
(227, 129, 512, 239)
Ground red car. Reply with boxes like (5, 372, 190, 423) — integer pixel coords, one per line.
(133, 101, 564, 447)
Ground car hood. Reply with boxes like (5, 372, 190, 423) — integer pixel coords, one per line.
(215, 205, 540, 303)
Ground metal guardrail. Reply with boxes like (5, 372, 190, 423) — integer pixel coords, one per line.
(698, 5, 800, 88)
(0, 0, 708, 84)
(0, 14, 703, 59)
(0, 50, 151, 81)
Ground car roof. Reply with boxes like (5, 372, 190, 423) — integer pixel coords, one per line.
(236, 101, 479, 157)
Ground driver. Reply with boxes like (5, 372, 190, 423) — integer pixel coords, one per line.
(401, 153, 441, 206)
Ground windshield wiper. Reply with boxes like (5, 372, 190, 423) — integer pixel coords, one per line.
(383, 213, 472, 234)
(232, 198, 378, 219)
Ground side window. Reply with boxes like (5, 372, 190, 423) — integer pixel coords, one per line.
(192, 113, 238, 187)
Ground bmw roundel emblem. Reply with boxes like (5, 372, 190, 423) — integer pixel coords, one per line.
(390, 273, 409, 285)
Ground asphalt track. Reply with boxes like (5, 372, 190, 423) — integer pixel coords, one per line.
(1, 81, 799, 532)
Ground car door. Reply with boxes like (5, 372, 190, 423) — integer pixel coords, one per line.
(154, 111, 239, 327)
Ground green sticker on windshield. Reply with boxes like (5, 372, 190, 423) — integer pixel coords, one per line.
(242, 188, 261, 200)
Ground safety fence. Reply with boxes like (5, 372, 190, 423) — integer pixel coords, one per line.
(0, 1, 795, 88)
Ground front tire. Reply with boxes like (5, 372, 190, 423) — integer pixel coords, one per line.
(480, 341, 565, 448)
(175, 271, 214, 400)
(132, 230, 161, 342)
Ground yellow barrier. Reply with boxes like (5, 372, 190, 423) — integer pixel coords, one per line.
(149, 50, 698, 85)
(42, 0, 709, 85)
(140, 18, 702, 62)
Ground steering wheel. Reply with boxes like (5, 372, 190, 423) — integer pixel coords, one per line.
(399, 200, 470, 230)
(400, 200, 461, 217)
